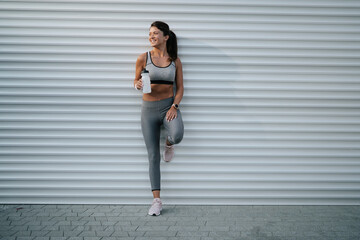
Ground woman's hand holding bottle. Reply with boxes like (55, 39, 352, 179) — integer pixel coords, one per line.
(134, 78, 143, 90)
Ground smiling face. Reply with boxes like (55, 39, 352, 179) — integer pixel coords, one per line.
(149, 26, 169, 48)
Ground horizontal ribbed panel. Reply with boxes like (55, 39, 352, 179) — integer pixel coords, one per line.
(0, 0, 359, 205)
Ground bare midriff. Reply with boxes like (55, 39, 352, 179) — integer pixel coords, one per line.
(142, 84, 174, 101)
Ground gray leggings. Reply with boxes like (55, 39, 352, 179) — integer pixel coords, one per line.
(141, 97, 184, 191)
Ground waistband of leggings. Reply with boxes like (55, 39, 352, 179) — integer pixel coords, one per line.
(142, 96, 174, 109)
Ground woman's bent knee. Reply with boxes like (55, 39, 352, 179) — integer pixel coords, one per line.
(168, 132, 183, 145)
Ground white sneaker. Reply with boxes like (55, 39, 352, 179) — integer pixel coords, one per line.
(148, 198, 162, 216)
(163, 144, 174, 162)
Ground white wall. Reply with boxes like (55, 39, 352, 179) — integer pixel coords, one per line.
(0, 0, 360, 204)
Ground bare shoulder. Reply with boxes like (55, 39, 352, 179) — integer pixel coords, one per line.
(137, 52, 147, 63)
(174, 57, 182, 67)
(136, 52, 147, 70)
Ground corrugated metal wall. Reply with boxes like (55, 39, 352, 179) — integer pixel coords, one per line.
(1, 0, 360, 205)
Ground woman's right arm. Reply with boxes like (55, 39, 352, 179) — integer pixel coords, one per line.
(134, 53, 146, 90)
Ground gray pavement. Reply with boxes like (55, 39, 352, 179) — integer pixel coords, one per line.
(0, 204, 359, 240)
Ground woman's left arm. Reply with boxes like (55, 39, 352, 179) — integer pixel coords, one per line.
(166, 58, 184, 121)
(173, 58, 184, 106)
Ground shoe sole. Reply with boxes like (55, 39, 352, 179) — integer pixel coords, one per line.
(148, 208, 162, 216)
(163, 152, 172, 162)
(148, 212, 161, 216)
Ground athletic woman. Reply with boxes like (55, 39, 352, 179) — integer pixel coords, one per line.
(134, 21, 184, 216)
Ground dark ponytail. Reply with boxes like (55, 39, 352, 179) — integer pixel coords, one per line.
(150, 21, 178, 62)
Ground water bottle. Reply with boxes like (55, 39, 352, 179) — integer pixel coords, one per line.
(141, 69, 151, 93)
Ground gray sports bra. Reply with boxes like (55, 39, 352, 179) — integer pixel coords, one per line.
(146, 51, 176, 85)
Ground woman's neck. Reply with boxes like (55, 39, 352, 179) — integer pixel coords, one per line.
(152, 46, 168, 57)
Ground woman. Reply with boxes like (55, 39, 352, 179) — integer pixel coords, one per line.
(134, 21, 184, 216)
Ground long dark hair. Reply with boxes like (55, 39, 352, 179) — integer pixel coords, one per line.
(150, 21, 178, 62)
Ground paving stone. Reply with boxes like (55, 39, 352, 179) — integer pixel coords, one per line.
(16, 237, 35, 240)
(12, 230, 32, 236)
(176, 231, 209, 237)
(49, 211, 67, 217)
(84, 221, 101, 226)
(172, 236, 202, 240)
(36, 212, 50, 217)
(45, 231, 64, 237)
(145, 220, 176, 226)
(79, 217, 96, 222)
(77, 231, 97, 237)
(100, 221, 118, 226)
(109, 216, 139, 221)
(128, 231, 145, 237)
(0, 225, 13, 233)
(58, 226, 76, 231)
(28, 225, 46, 231)
(143, 230, 177, 237)
(71, 226, 90, 231)
(169, 237, 202, 240)
(102, 238, 135, 240)
(199, 226, 229, 231)
(110, 231, 129, 237)
(8, 225, 28, 231)
(134, 237, 168, 240)
(205, 220, 236, 226)
(168, 226, 200, 231)
(87, 226, 108, 231)
(175, 221, 206, 226)
(63, 230, 83, 237)
(31, 230, 51, 237)
(36, 217, 53, 222)
(66, 217, 81, 221)
(10, 220, 30, 226)
(55, 221, 71, 226)
(114, 221, 132, 226)
(48, 217, 65, 222)
(41, 226, 59, 231)
(209, 230, 242, 238)
(120, 212, 146, 217)
(196, 217, 225, 222)
(0, 221, 11, 227)
(201, 237, 238, 240)
(41, 221, 58, 226)
(104, 212, 121, 217)
(109, 225, 137, 231)
(0, 230, 19, 237)
(95, 230, 114, 237)
(93, 216, 107, 222)
(136, 226, 169, 231)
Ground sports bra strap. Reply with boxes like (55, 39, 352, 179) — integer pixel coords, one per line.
(147, 52, 151, 65)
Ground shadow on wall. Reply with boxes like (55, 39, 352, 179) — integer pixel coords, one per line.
(160, 37, 265, 163)
(157, 36, 272, 201)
